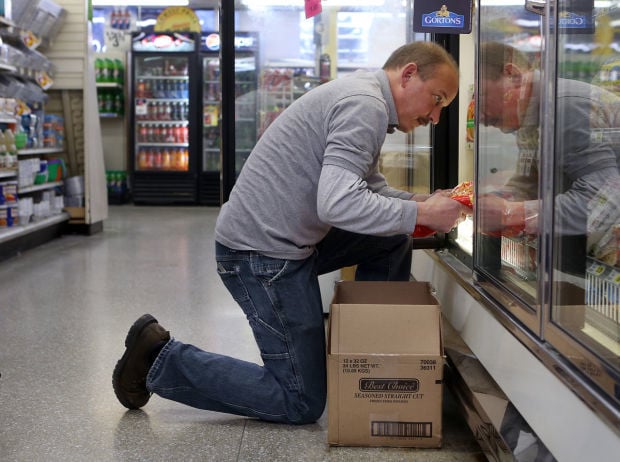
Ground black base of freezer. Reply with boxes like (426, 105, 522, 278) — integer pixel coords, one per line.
(199, 171, 220, 206)
(132, 173, 198, 204)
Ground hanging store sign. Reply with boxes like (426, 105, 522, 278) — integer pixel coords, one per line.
(154, 6, 201, 33)
(305, 0, 322, 19)
(413, 0, 473, 35)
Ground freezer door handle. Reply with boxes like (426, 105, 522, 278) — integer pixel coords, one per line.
(525, 0, 548, 15)
(525, 0, 553, 16)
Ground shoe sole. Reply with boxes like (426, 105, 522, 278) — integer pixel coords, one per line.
(112, 314, 159, 409)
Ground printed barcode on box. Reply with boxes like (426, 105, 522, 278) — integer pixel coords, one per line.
(371, 421, 432, 438)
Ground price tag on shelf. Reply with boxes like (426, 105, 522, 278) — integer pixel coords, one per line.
(105, 28, 130, 51)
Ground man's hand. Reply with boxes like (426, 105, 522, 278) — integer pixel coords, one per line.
(415, 193, 470, 233)
(477, 195, 525, 232)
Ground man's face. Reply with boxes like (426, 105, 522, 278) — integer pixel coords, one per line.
(479, 76, 521, 133)
(396, 63, 458, 133)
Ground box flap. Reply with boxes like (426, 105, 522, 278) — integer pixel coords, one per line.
(332, 303, 441, 355)
(330, 281, 441, 356)
(333, 281, 439, 306)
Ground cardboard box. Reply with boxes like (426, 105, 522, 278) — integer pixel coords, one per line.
(327, 281, 444, 448)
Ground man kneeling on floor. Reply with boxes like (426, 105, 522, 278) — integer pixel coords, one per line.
(112, 41, 467, 424)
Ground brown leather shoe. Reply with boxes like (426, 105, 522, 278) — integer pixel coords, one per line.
(112, 314, 170, 409)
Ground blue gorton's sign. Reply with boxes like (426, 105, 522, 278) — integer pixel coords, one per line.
(413, 0, 473, 35)
(557, 11, 594, 34)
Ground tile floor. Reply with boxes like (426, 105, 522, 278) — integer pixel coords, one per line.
(0, 205, 486, 461)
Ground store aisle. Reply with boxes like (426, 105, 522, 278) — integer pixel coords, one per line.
(0, 206, 486, 461)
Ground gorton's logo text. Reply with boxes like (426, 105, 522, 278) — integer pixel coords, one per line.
(559, 11, 588, 29)
(359, 379, 420, 393)
(421, 5, 465, 29)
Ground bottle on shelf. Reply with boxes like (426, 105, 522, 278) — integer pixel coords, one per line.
(114, 92, 123, 115)
(3, 130, 16, 168)
(0, 139, 7, 168)
(95, 58, 104, 83)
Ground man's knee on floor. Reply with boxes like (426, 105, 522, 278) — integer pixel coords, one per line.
(287, 393, 325, 425)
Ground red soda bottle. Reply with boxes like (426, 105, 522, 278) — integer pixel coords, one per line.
(154, 148, 163, 169)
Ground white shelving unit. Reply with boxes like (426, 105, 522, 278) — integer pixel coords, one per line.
(0, 0, 108, 258)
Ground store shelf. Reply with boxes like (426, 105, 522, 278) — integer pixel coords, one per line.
(99, 112, 120, 118)
(0, 212, 69, 244)
(0, 169, 17, 179)
(137, 120, 188, 125)
(96, 82, 123, 89)
(136, 142, 189, 148)
(19, 181, 63, 194)
(0, 115, 17, 123)
(18, 147, 65, 156)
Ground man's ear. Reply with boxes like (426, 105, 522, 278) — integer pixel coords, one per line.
(504, 62, 523, 87)
(401, 62, 418, 86)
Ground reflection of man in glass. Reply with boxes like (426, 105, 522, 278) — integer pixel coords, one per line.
(477, 41, 620, 277)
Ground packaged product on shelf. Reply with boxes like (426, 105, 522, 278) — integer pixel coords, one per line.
(0, 137, 7, 169)
(0, 205, 18, 227)
(18, 158, 39, 188)
(18, 197, 33, 226)
(42, 114, 64, 148)
(21, 112, 40, 149)
(0, 181, 18, 205)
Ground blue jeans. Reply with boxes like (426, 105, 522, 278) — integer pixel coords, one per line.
(147, 229, 412, 424)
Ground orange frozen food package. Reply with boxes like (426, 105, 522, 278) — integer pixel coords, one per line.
(412, 181, 473, 237)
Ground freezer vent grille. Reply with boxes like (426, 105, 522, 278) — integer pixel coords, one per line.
(133, 174, 197, 204)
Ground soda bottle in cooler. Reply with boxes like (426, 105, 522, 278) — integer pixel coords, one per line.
(154, 148, 163, 169)
(181, 124, 188, 143)
(146, 124, 154, 143)
(173, 124, 182, 144)
(176, 101, 182, 121)
(173, 148, 183, 170)
(153, 124, 161, 143)
(182, 148, 189, 171)
(162, 148, 172, 170)
(143, 79, 151, 98)
(182, 80, 189, 98)
(136, 79, 145, 98)
(148, 101, 156, 120)
(138, 148, 148, 169)
(147, 148, 155, 169)
(165, 125, 174, 143)
(175, 80, 183, 98)
(139, 124, 147, 143)
(160, 125, 168, 143)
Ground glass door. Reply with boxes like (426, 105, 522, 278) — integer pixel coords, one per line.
(202, 52, 221, 174)
(474, 1, 545, 332)
(547, 0, 620, 411)
(474, 0, 620, 412)
(133, 54, 191, 172)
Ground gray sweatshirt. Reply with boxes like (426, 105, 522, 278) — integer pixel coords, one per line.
(215, 69, 418, 260)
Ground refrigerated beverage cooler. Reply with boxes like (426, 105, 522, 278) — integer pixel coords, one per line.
(199, 31, 259, 205)
(129, 32, 200, 204)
